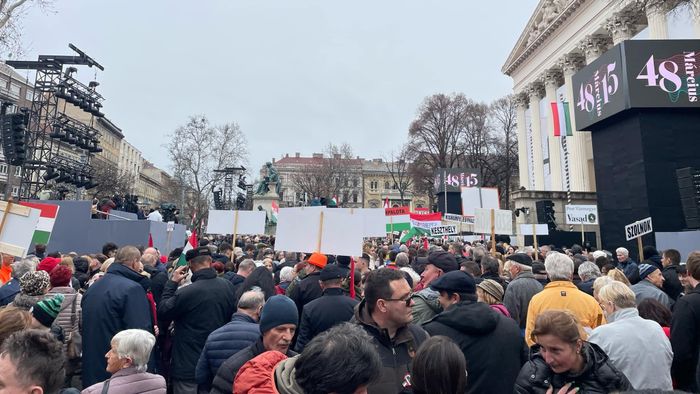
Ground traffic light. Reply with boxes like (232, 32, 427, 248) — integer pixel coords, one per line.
(536, 200, 557, 231)
(0, 112, 29, 166)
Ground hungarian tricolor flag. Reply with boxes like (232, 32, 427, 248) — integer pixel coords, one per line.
(271, 200, 279, 224)
(550, 101, 573, 137)
(176, 231, 198, 267)
(409, 212, 442, 230)
(18, 201, 59, 245)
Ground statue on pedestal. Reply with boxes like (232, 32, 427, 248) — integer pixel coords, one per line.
(255, 162, 281, 196)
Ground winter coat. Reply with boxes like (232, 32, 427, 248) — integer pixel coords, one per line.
(489, 303, 511, 317)
(671, 284, 700, 392)
(142, 265, 168, 305)
(353, 298, 429, 394)
(81, 263, 154, 387)
(514, 342, 632, 394)
(157, 267, 236, 382)
(48, 287, 82, 355)
(631, 279, 672, 309)
(0, 278, 20, 306)
(73, 258, 90, 289)
(288, 271, 322, 314)
(662, 264, 683, 301)
(81, 367, 166, 394)
(423, 300, 526, 394)
(233, 351, 291, 394)
(525, 281, 605, 347)
(210, 337, 297, 394)
(410, 287, 442, 325)
(195, 312, 260, 388)
(10, 292, 49, 310)
(588, 308, 673, 390)
(617, 258, 640, 284)
(576, 278, 595, 296)
(294, 287, 358, 352)
(503, 271, 543, 329)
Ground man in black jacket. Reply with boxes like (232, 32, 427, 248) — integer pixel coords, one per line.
(423, 270, 526, 394)
(158, 246, 237, 394)
(671, 251, 700, 392)
(210, 295, 298, 394)
(354, 268, 428, 394)
(661, 248, 683, 301)
(295, 264, 359, 352)
(289, 252, 327, 314)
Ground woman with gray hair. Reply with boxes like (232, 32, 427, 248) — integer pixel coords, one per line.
(82, 329, 165, 394)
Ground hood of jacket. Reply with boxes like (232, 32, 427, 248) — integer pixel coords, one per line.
(413, 287, 442, 314)
(191, 267, 217, 282)
(234, 350, 289, 394)
(605, 307, 639, 323)
(274, 356, 304, 394)
(430, 300, 499, 334)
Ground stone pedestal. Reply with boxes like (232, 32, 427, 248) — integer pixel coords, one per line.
(252, 181, 280, 235)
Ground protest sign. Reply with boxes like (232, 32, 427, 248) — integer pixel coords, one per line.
(430, 225, 458, 236)
(565, 205, 599, 225)
(0, 200, 40, 257)
(275, 207, 364, 256)
(461, 187, 500, 217)
(625, 217, 653, 262)
(206, 210, 266, 236)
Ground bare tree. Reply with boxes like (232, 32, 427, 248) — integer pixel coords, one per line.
(290, 143, 362, 206)
(88, 156, 136, 199)
(488, 94, 519, 208)
(383, 144, 413, 206)
(0, 0, 54, 57)
(166, 115, 248, 231)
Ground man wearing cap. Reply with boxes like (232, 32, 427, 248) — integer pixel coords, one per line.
(158, 245, 237, 394)
(503, 253, 543, 333)
(289, 252, 327, 314)
(210, 295, 298, 394)
(410, 250, 459, 325)
(631, 263, 672, 308)
(423, 271, 525, 394)
(294, 264, 359, 352)
(81, 245, 153, 387)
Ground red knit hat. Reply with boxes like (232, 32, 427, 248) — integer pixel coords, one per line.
(37, 257, 61, 273)
(49, 265, 72, 288)
(307, 253, 327, 269)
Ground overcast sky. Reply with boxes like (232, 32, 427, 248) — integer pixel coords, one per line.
(18, 1, 538, 178)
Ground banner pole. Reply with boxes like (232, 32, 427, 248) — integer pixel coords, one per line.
(533, 222, 539, 261)
(581, 223, 585, 245)
(232, 210, 239, 248)
(0, 197, 13, 238)
(317, 211, 324, 252)
(490, 208, 496, 256)
(637, 235, 644, 263)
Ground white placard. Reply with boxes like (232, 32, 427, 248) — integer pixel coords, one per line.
(461, 187, 500, 217)
(565, 205, 599, 225)
(474, 208, 512, 235)
(625, 217, 653, 241)
(430, 225, 458, 236)
(206, 210, 266, 235)
(275, 208, 364, 256)
(339, 208, 386, 237)
(0, 202, 40, 257)
(520, 224, 550, 235)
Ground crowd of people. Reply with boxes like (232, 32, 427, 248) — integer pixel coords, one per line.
(0, 235, 697, 394)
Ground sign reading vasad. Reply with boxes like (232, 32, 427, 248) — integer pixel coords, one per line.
(433, 168, 480, 193)
(572, 40, 700, 130)
(565, 205, 598, 225)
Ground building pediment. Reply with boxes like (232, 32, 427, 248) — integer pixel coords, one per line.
(502, 0, 585, 76)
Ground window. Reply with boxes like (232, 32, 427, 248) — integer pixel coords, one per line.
(9, 83, 20, 95)
(343, 192, 349, 202)
(0, 164, 7, 174)
(353, 178, 359, 187)
(393, 182, 398, 190)
(25, 89, 33, 101)
(352, 193, 358, 203)
(384, 181, 390, 190)
(11, 186, 18, 197)
(14, 167, 21, 176)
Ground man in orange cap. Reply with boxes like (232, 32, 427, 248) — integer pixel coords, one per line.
(289, 252, 327, 314)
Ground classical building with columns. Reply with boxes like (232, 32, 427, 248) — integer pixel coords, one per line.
(503, 0, 700, 247)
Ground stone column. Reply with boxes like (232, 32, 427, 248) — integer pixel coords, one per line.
(694, 0, 700, 38)
(605, 11, 641, 45)
(646, 2, 669, 39)
(543, 69, 563, 191)
(579, 34, 613, 65)
(558, 53, 588, 192)
(527, 82, 546, 190)
(515, 93, 530, 190)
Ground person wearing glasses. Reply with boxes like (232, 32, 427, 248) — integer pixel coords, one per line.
(423, 270, 526, 394)
(354, 268, 428, 394)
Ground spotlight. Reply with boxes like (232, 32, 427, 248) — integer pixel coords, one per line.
(49, 123, 65, 139)
(56, 171, 71, 183)
(42, 166, 59, 181)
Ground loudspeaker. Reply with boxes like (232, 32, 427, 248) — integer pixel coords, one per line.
(676, 167, 700, 229)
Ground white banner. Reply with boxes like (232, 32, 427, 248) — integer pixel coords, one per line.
(474, 208, 512, 235)
(520, 223, 549, 236)
(206, 210, 266, 235)
(625, 217, 653, 241)
(430, 225, 458, 236)
(461, 187, 500, 217)
(275, 208, 364, 256)
(565, 205, 599, 225)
